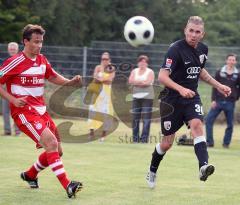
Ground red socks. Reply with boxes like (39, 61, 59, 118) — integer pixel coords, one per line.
(26, 151, 70, 190)
(47, 151, 70, 189)
(26, 151, 48, 179)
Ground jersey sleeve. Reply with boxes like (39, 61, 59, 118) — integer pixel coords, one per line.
(44, 57, 57, 79)
(0, 58, 15, 84)
(161, 45, 179, 73)
(202, 47, 208, 68)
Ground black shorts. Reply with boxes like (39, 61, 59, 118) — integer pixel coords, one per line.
(160, 95, 203, 136)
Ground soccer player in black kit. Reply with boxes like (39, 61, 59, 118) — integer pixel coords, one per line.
(146, 16, 231, 188)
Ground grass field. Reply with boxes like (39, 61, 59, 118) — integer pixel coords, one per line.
(1, 118, 240, 205)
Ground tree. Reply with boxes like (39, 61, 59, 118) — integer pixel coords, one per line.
(1, 0, 240, 46)
(201, 0, 240, 45)
(0, 0, 39, 43)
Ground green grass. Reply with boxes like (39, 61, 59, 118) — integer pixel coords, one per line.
(1, 119, 240, 205)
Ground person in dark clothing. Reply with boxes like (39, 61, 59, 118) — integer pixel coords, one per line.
(206, 54, 240, 148)
(146, 16, 231, 189)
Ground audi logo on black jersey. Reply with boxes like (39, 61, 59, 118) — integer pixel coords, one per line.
(187, 67, 201, 74)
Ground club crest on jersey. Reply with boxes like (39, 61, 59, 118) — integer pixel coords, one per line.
(165, 58, 172, 68)
(164, 121, 171, 131)
(34, 122, 43, 130)
(199, 54, 207, 64)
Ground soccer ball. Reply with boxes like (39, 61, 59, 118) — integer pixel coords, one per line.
(124, 16, 154, 47)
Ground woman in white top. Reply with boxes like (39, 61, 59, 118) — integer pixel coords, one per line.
(128, 55, 155, 143)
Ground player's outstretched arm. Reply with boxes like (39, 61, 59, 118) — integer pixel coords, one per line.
(200, 68, 231, 97)
(158, 69, 195, 98)
(48, 72, 82, 86)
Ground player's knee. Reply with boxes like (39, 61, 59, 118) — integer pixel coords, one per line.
(46, 138, 58, 150)
(190, 120, 202, 132)
(190, 120, 202, 129)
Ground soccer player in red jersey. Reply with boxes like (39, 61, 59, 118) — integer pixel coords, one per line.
(0, 24, 82, 198)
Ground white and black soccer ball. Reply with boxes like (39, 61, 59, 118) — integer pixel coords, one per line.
(124, 16, 154, 47)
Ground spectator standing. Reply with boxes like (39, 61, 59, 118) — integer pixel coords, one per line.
(206, 54, 240, 148)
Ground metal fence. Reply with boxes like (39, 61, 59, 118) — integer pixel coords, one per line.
(0, 41, 240, 120)
(1, 41, 240, 78)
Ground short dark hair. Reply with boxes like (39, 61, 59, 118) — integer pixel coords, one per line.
(226, 53, 237, 60)
(22, 24, 45, 42)
(137, 55, 149, 63)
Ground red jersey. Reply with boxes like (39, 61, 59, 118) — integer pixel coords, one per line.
(0, 52, 57, 117)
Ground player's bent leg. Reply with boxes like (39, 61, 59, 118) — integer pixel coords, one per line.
(21, 142, 63, 188)
(21, 151, 48, 188)
(189, 119, 215, 181)
(189, 119, 203, 137)
(14, 114, 49, 189)
(40, 128, 59, 152)
(40, 128, 83, 198)
(146, 134, 175, 188)
(160, 134, 175, 151)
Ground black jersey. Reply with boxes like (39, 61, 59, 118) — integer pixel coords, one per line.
(161, 39, 208, 97)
